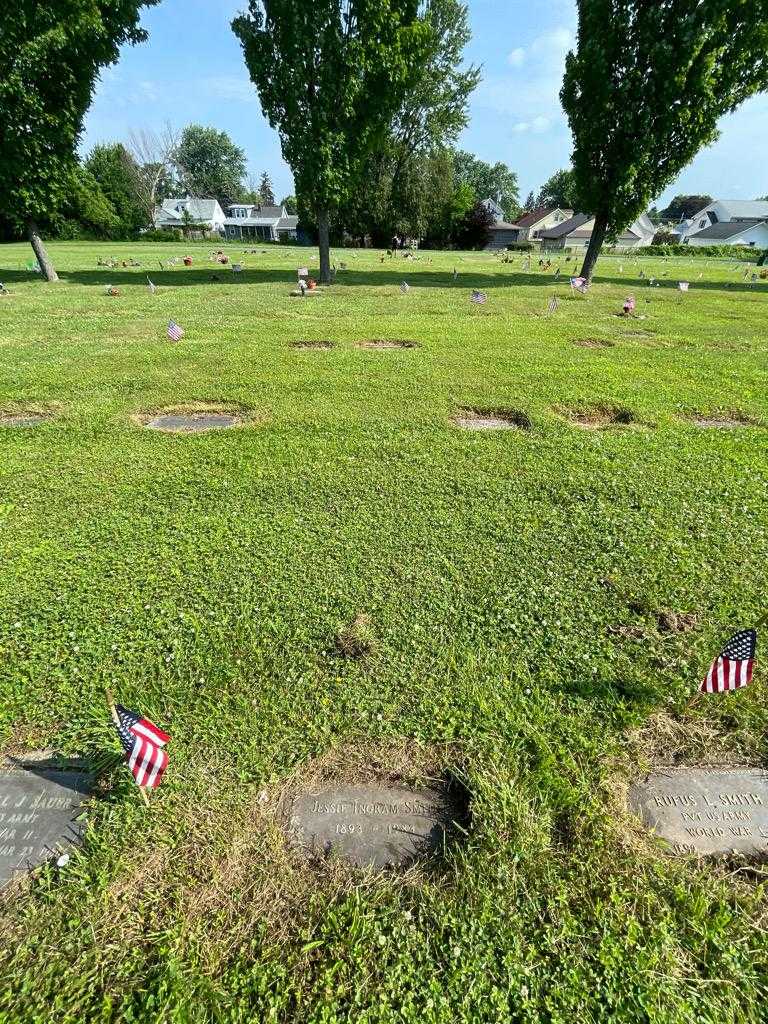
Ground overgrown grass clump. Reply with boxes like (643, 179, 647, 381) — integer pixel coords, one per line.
(0, 242, 767, 1022)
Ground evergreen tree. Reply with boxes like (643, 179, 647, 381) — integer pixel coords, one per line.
(259, 172, 276, 205)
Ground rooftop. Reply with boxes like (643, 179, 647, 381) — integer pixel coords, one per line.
(689, 219, 766, 240)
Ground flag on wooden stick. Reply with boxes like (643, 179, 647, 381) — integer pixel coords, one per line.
(111, 703, 170, 789)
(570, 276, 589, 295)
(699, 629, 757, 694)
(547, 295, 559, 313)
(400, 281, 410, 293)
(470, 290, 487, 304)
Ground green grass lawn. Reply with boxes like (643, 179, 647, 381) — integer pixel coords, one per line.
(0, 240, 767, 1023)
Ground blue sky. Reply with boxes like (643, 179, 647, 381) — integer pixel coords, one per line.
(83, 0, 768, 208)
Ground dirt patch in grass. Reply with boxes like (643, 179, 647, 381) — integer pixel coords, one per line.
(557, 404, 638, 429)
(688, 412, 760, 430)
(335, 612, 377, 660)
(627, 713, 762, 770)
(0, 403, 58, 427)
(132, 402, 259, 433)
(657, 610, 698, 634)
(452, 407, 531, 431)
(291, 340, 335, 350)
(356, 339, 418, 350)
(573, 337, 615, 349)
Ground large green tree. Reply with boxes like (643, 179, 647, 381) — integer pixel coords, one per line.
(659, 194, 713, 221)
(85, 143, 148, 233)
(174, 125, 248, 209)
(453, 151, 520, 222)
(535, 168, 576, 210)
(0, 0, 159, 280)
(233, 0, 430, 282)
(340, 0, 479, 246)
(562, 0, 768, 281)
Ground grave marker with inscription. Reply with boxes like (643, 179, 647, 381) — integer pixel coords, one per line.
(629, 768, 768, 857)
(287, 783, 465, 869)
(0, 759, 94, 888)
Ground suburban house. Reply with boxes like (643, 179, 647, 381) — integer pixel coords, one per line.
(672, 200, 768, 247)
(480, 196, 505, 222)
(153, 197, 227, 234)
(481, 200, 573, 250)
(539, 212, 656, 250)
(223, 204, 299, 242)
(512, 206, 574, 241)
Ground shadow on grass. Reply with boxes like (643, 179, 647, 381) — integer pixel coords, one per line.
(0, 265, 765, 296)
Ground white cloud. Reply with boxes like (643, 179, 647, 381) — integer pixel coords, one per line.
(513, 116, 552, 134)
(508, 47, 526, 68)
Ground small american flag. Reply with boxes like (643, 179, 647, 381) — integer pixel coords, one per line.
(470, 290, 487, 304)
(700, 630, 757, 694)
(298, 267, 309, 278)
(400, 281, 410, 293)
(547, 295, 559, 313)
(168, 320, 184, 342)
(112, 704, 170, 788)
(147, 277, 156, 294)
(570, 276, 589, 295)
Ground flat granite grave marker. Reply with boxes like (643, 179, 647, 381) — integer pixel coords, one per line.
(0, 758, 94, 888)
(287, 783, 465, 869)
(145, 414, 240, 432)
(629, 768, 768, 857)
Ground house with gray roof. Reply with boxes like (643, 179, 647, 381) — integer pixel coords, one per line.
(223, 204, 298, 242)
(480, 200, 573, 250)
(686, 218, 768, 248)
(673, 200, 768, 244)
(539, 212, 655, 250)
(153, 197, 227, 234)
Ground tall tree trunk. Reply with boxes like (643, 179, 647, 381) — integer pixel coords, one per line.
(579, 211, 609, 283)
(26, 220, 58, 282)
(317, 208, 331, 284)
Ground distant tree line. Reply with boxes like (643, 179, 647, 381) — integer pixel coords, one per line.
(3, 0, 766, 280)
(0, 121, 292, 244)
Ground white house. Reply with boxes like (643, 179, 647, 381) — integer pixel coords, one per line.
(223, 204, 299, 242)
(480, 196, 505, 222)
(153, 197, 227, 234)
(673, 200, 768, 244)
(539, 212, 655, 250)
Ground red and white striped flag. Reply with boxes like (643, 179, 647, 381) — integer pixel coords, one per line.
(112, 704, 170, 788)
(167, 320, 184, 342)
(700, 629, 757, 694)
